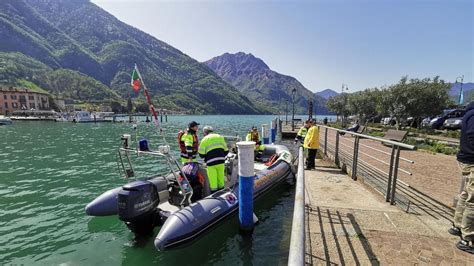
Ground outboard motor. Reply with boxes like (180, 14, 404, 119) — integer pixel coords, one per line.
(118, 180, 163, 235)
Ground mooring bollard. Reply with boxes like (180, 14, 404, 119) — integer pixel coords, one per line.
(237, 141, 255, 232)
(270, 120, 276, 143)
(262, 124, 269, 144)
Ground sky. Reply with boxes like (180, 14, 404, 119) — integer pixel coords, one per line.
(92, 0, 473, 93)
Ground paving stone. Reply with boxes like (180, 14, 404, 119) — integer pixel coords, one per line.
(304, 164, 474, 265)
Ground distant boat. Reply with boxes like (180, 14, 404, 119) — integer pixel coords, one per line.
(0, 115, 13, 125)
(55, 113, 74, 122)
(10, 110, 59, 121)
(72, 111, 111, 123)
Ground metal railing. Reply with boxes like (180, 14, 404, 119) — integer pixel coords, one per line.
(318, 125, 415, 205)
(288, 146, 305, 265)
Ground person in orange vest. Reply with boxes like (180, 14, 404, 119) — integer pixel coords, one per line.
(178, 121, 199, 164)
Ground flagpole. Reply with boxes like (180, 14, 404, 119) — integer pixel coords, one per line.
(134, 64, 168, 145)
(132, 64, 191, 198)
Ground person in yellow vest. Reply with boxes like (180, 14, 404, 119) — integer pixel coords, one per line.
(246, 126, 265, 152)
(198, 126, 229, 193)
(294, 119, 311, 144)
(246, 126, 265, 161)
(178, 121, 199, 164)
(303, 119, 319, 170)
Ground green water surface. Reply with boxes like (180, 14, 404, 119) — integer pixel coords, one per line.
(0, 115, 314, 265)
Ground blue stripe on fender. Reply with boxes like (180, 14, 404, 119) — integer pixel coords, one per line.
(239, 175, 254, 231)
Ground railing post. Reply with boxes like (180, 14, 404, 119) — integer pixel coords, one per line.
(288, 146, 305, 265)
(351, 136, 360, 180)
(271, 120, 276, 143)
(385, 146, 396, 202)
(324, 127, 328, 155)
(335, 131, 340, 166)
(390, 146, 401, 205)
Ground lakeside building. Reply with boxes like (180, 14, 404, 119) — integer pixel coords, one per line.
(0, 87, 50, 115)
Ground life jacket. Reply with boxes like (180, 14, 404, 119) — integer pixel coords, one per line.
(178, 130, 199, 158)
(246, 131, 259, 142)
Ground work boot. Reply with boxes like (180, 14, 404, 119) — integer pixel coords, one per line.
(456, 238, 474, 254)
(448, 226, 462, 237)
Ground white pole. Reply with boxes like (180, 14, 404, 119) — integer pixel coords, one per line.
(237, 141, 255, 231)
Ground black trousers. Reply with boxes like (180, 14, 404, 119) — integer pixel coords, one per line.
(306, 149, 317, 169)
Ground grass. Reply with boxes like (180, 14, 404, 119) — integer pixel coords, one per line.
(405, 138, 458, 155)
(17, 79, 50, 94)
(367, 123, 461, 139)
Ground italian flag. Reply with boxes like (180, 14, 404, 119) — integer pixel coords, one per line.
(131, 67, 141, 92)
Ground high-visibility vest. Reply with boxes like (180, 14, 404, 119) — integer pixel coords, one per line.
(246, 131, 260, 143)
(178, 130, 199, 160)
(295, 126, 308, 141)
(198, 133, 228, 166)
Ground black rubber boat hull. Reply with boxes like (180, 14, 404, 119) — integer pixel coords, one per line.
(154, 158, 293, 251)
(85, 175, 168, 216)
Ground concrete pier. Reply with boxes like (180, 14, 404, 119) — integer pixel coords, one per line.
(304, 158, 473, 264)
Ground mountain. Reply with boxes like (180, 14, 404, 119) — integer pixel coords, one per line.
(449, 82, 474, 96)
(315, 89, 339, 99)
(0, 0, 262, 114)
(204, 52, 332, 115)
(0, 52, 123, 102)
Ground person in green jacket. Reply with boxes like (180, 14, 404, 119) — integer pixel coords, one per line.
(198, 126, 229, 193)
(294, 119, 311, 144)
(178, 121, 199, 164)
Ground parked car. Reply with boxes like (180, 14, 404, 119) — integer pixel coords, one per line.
(443, 110, 466, 130)
(430, 109, 465, 130)
(381, 117, 396, 126)
(421, 117, 431, 128)
(366, 115, 382, 123)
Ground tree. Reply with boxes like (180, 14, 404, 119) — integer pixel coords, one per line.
(135, 103, 149, 113)
(378, 76, 451, 129)
(347, 88, 381, 123)
(110, 101, 124, 113)
(405, 76, 451, 126)
(326, 94, 350, 125)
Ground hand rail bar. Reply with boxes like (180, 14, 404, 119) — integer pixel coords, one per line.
(288, 146, 305, 265)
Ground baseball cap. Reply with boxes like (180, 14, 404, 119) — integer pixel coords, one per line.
(188, 121, 200, 128)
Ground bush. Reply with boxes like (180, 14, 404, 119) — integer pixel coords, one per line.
(406, 137, 458, 155)
(445, 130, 461, 139)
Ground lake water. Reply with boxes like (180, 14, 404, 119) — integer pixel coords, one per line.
(0, 115, 329, 265)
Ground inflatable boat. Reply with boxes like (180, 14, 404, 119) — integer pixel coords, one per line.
(85, 141, 294, 251)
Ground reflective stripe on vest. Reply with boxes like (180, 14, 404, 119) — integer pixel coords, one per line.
(206, 156, 226, 164)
